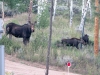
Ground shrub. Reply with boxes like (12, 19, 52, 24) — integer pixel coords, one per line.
(37, 5, 50, 29)
(0, 35, 21, 55)
(31, 32, 48, 52)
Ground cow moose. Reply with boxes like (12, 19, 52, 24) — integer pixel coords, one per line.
(81, 34, 89, 45)
(6, 21, 37, 45)
(61, 38, 86, 49)
(81, 34, 94, 45)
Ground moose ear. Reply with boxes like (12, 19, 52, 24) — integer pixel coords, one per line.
(33, 21, 37, 26)
(28, 21, 31, 25)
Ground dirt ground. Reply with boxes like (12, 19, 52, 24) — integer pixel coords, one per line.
(5, 54, 81, 75)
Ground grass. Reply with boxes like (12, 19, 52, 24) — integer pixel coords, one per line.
(5, 71, 14, 75)
(3, 13, 100, 75)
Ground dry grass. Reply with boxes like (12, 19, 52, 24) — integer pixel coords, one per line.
(4, 13, 37, 26)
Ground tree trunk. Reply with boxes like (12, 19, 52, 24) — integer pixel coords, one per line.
(0, 2, 4, 39)
(69, 0, 73, 26)
(52, 0, 57, 21)
(45, 0, 53, 75)
(89, 0, 92, 19)
(82, 0, 85, 18)
(37, 0, 47, 24)
(28, 0, 33, 22)
(78, 0, 90, 31)
(80, 0, 85, 39)
(2, 2, 4, 20)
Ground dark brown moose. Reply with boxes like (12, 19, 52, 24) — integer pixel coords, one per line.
(61, 38, 86, 49)
(6, 21, 37, 45)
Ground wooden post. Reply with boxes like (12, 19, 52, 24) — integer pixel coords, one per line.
(94, 0, 99, 56)
(28, 0, 33, 22)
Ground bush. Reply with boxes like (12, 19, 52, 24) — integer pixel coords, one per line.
(31, 32, 48, 52)
(37, 5, 50, 29)
(0, 35, 21, 55)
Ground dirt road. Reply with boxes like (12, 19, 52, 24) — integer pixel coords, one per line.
(5, 59, 81, 75)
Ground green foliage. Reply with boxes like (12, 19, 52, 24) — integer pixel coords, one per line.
(31, 32, 48, 52)
(73, 55, 100, 75)
(37, 6, 50, 28)
(32, 0, 38, 13)
(15, 28, 48, 62)
(3, 0, 17, 9)
(16, 1, 29, 12)
(0, 35, 21, 55)
(5, 71, 14, 75)
(0, 0, 29, 12)
(52, 49, 58, 59)
(38, 49, 46, 62)
(33, 0, 37, 5)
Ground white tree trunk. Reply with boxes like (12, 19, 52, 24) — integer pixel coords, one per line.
(37, 0, 47, 23)
(38, 0, 43, 16)
(66, 0, 68, 6)
(38, 0, 47, 15)
(42, 0, 47, 12)
(69, 0, 73, 26)
(52, 0, 57, 21)
(78, 0, 90, 31)
(82, 0, 85, 18)
(89, 0, 92, 19)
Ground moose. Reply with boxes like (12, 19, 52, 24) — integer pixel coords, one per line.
(81, 34, 89, 45)
(61, 38, 86, 49)
(81, 34, 94, 45)
(6, 21, 37, 45)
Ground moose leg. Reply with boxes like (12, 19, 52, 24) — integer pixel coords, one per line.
(23, 38, 27, 45)
(75, 44, 79, 49)
(76, 46, 79, 49)
(27, 38, 30, 43)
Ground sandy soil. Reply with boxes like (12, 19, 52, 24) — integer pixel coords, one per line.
(5, 54, 81, 75)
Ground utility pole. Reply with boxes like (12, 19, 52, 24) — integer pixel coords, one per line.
(94, 0, 99, 57)
(0, 45, 5, 75)
(0, 2, 5, 75)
